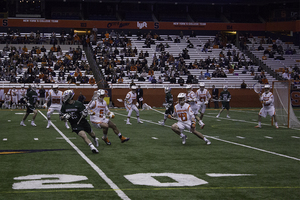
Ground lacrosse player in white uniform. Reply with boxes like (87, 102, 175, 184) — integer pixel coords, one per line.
(11, 86, 19, 109)
(46, 85, 69, 129)
(196, 82, 211, 129)
(186, 85, 200, 123)
(88, 89, 130, 145)
(255, 84, 278, 128)
(3, 92, 11, 109)
(19, 86, 27, 109)
(125, 85, 143, 125)
(168, 93, 211, 145)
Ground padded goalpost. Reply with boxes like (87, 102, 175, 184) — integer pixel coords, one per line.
(272, 81, 300, 128)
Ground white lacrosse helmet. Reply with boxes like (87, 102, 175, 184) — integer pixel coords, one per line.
(62, 90, 75, 103)
(97, 89, 105, 100)
(131, 85, 137, 90)
(186, 85, 192, 90)
(199, 82, 205, 87)
(53, 84, 59, 89)
(165, 87, 171, 93)
(177, 93, 186, 104)
(264, 84, 270, 89)
(223, 85, 228, 91)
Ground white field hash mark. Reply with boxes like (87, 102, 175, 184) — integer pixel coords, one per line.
(38, 110, 131, 200)
(114, 112, 300, 162)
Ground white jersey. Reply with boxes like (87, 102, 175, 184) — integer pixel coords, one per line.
(125, 91, 137, 105)
(88, 99, 110, 123)
(48, 90, 63, 107)
(196, 89, 211, 104)
(19, 89, 26, 99)
(187, 91, 197, 106)
(11, 89, 19, 103)
(5, 94, 11, 102)
(260, 92, 274, 109)
(174, 103, 195, 124)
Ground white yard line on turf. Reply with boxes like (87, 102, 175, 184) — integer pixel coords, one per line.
(114, 112, 300, 162)
(38, 110, 131, 200)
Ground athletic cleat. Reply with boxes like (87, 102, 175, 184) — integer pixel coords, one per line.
(275, 125, 279, 129)
(137, 120, 143, 124)
(94, 137, 99, 147)
(255, 125, 261, 128)
(102, 137, 111, 145)
(206, 140, 211, 145)
(65, 123, 70, 129)
(31, 121, 37, 127)
(121, 136, 130, 143)
(91, 147, 99, 154)
(216, 114, 220, 118)
(158, 121, 165, 126)
(20, 121, 26, 126)
(46, 123, 51, 129)
(126, 122, 132, 125)
(201, 123, 205, 129)
(182, 135, 187, 144)
(226, 115, 230, 118)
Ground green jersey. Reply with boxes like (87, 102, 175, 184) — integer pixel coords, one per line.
(26, 90, 38, 106)
(60, 100, 87, 127)
(165, 92, 174, 115)
(220, 90, 231, 101)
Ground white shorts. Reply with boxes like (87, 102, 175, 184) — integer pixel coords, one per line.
(175, 121, 192, 132)
(91, 118, 109, 129)
(12, 96, 18, 104)
(198, 102, 206, 114)
(47, 105, 62, 115)
(190, 104, 199, 115)
(258, 106, 275, 118)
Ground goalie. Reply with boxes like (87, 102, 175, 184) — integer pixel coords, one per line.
(87, 89, 130, 145)
(255, 84, 279, 129)
(168, 93, 211, 145)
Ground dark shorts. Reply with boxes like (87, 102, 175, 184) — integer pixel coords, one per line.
(71, 120, 92, 134)
(222, 102, 230, 110)
(26, 106, 36, 113)
(165, 106, 174, 115)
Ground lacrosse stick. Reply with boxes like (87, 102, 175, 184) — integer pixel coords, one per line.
(117, 99, 124, 102)
(253, 83, 262, 94)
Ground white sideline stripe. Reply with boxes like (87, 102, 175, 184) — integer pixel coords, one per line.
(56, 137, 77, 140)
(38, 110, 130, 200)
(114, 111, 300, 162)
(264, 136, 273, 139)
(206, 173, 255, 177)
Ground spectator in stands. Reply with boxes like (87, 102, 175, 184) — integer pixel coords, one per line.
(174, 37, 180, 43)
(199, 71, 205, 80)
(241, 80, 247, 89)
(178, 77, 184, 86)
(258, 44, 264, 51)
(117, 76, 123, 84)
(170, 75, 176, 84)
(282, 70, 291, 80)
(204, 70, 210, 78)
(262, 54, 267, 60)
(151, 76, 157, 84)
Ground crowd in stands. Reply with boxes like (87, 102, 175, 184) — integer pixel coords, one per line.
(0, 43, 96, 85)
(90, 30, 262, 85)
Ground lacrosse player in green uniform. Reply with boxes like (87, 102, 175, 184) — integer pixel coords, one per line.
(20, 84, 38, 127)
(60, 90, 99, 154)
(216, 85, 231, 118)
(159, 87, 174, 126)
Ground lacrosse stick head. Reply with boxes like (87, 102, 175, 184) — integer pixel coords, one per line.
(253, 83, 262, 94)
(142, 103, 151, 110)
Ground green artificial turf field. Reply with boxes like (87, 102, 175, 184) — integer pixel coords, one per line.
(0, 107, 299, 200)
